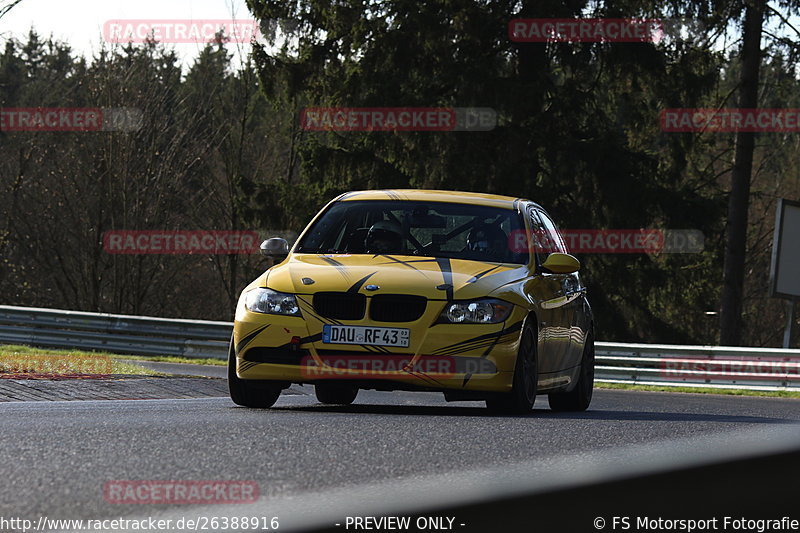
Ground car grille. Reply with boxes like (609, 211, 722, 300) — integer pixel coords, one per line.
(313, 292, 366, 320)
(370, 294, 427, 322)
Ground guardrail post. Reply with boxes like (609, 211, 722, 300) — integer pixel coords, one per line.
(784, 298, 796, 349)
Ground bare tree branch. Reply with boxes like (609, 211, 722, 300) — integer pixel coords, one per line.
(0, 0, 24, 20)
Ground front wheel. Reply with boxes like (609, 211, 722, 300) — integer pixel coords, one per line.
(548, 328, 594, 412)
(486, 319, 538, 414)
(228, 338, 282, 408)
(315, 383, 359, 405)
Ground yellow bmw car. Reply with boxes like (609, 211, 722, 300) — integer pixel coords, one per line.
(229, 190, 594, 413)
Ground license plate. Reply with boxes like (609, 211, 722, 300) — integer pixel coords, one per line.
(322, 325, 410, 348)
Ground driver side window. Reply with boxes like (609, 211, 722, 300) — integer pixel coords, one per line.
(537, 209, 568, 254)
(528, 207, 566, 263)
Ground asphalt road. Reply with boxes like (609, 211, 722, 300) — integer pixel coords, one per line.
(1, 388, 798, 531)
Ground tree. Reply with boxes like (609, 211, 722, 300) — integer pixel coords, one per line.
(719, 0, 765, 346)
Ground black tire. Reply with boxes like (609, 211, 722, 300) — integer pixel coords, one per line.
(227, 338, 282, 408)
(485, 319, 538, 414)
(315, 383, 359, 405)
(548, 328, 594, 412)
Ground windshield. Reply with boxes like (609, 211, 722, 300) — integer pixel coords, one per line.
(295, 200, 529, 264)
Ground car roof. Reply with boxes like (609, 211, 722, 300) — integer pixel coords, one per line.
(336, 189, 536, 210)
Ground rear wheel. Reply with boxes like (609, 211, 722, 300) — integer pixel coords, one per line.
(548, 328, 594, 412)
(486, 319, 538, 414)
(315, 383, 359, 405)
(227, 338, 282, 408)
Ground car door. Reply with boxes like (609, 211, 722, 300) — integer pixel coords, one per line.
(526, 206, 583, 374)
(536, 208, 587, 370)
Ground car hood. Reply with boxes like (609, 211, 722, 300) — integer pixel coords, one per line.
(264, 253, 528, 301)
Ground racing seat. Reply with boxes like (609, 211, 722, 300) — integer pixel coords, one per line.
(342, 228, 369, 253)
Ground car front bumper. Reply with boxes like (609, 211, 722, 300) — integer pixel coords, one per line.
(233, 304, 527, 393)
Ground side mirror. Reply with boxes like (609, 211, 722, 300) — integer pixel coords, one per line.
(540, 252, 580, 274)
(260, 238, 289, 261)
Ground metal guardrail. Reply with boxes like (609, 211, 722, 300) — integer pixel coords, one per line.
(595, 341, 800, 391)
(1, 305, 799, 390)
(0, 305, 231, 359)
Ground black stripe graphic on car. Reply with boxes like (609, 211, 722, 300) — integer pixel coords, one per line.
(432, 321, 523, 355)
(235, 324, 270, 355)
(433, 337, 499, 356)
(387, 258, 439, 264)
(320, 256, 349, 278)
(239, 361, 258, 373)
(347, 272, 378, 293)
(467, 266, 500, 284)
(434, 338, 498, 357)
(348, 342, 392, 354)
(368, 344, 392, 354)
(436, 331, 520, 357)
(437, 335, 509, 357)
(297, 296, 343, 326)
(435, 257, 454, 301)
(407, 369, 443, 387)
(462, 322, 512, 385)
(376, 255, 436, 274)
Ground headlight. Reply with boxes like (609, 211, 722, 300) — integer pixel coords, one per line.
(438, 299, 513, 324)
(245, 288, 301, 316)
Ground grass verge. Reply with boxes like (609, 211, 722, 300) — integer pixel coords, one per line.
(0, 344, 161, 377)
(109, 354, 226, 366)
(597, 381, 800, 399)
